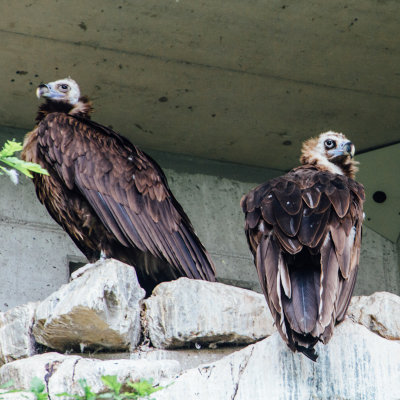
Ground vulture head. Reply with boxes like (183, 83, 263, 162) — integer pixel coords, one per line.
(36, 78, 80, 105)
(300, 131, 358, 178)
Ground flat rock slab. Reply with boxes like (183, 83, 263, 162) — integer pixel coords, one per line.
(33, 259, 145, 352)
(144, 277, 275, 348)
(153, 319, 400, 400)
(348, 291, 400, 340)
(0, 302, 37, 365)
(0, 352, 179, 398)
(130, 346, 242, 372)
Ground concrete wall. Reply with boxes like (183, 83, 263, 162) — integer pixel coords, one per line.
(1, 126, 399, 312)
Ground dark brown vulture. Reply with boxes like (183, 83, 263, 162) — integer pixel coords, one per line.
(22, 78, 216, 294)
(241, 132, 364, 361)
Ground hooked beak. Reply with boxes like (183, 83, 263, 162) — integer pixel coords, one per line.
(331, 141, 355, 159)
(36, 84, 49, 99)
(36, 83, 65, 100)
(342, 141, 355, 158)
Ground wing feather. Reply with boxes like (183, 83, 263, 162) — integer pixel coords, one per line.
(318, 234, 340, 328)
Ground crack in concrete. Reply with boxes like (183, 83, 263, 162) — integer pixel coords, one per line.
(231, 346, 254, 400)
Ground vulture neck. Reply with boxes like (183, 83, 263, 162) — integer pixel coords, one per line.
(35, 96, 93, 123)
(300, 152, 358, 180)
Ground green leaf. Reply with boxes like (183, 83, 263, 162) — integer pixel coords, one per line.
(80, 379, 98, 399)
(1, 157, 49, 177)
(0, 140, 49, 180)
(101, 376, 122, 394)
(127, 379, 163, 397)
(30, 377, 46, 394)
(0, 140, 23, 157)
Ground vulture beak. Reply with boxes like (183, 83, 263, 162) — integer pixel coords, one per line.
(331, 141, 355, 159)
(343, 141, 355, 158)
(36, 84, 49, 99)
(36, 83, 65, 100)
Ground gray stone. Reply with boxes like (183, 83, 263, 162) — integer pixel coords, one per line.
(0, 352, 73, 389)
(0, 352, 179, 399)
(154, 319, 400, 400)
(130, 346, 242, 372)
(144, 277, 275, 349)
(0, 302, 37, 365)
(48, 357, 179, 398)
(347, 291, 400, 340)
(0, 392, 35, 399)
(33, 259, 145, 351)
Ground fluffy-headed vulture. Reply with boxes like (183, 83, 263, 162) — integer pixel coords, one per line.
(241, 132, 364, 361)
(22, 78, 216, 294)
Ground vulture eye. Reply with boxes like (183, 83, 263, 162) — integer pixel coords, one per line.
(58, 84, 70, 92)
(324, 139, 336, 149)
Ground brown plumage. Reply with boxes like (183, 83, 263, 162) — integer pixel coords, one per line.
(241, 132, 364, 361)
(22, 78, 216, 294)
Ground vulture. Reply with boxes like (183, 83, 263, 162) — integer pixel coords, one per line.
(241, 132, 364, 361)
(22, 78, 216, 294)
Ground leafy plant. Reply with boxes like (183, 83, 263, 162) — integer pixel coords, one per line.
(0, 374, 166, 399)
(53, 375, 165, 400)
(29, 377, 48, 400)
(126, 379, 164, 399)
(0, 139, 48, 184)
(56, 378, 98, 399)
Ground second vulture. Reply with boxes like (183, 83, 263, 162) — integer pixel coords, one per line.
(241, 131, 365, 360)
(22, 78, 216, 294)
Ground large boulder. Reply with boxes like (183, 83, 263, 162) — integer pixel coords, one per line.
(0, 302, 37, 365)
(144, 277, 275, 348)
(153, 319, 400, 400)
(33, 259, 145, 352)
(347, 291, 400, 340)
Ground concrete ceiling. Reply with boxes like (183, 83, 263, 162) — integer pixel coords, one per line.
(1, 0, 399, 241)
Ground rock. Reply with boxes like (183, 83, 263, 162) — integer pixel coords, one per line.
(49, 357, 179, 397)
(0, 352, 179, 398)
(130, 346, 242, 372)
(33, 259, 145, 352)
(0, 352, 73, 389)
(144, 277, 275, 349)
(347, 291, 400, 340)
(0, 302, 38, 365)
(0, 392, 35, 399)
(153, 320, 400, 400)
